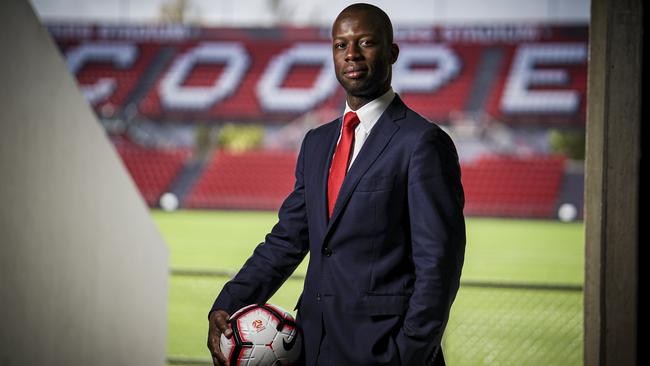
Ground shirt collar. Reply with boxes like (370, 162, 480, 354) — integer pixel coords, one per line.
(344, 88, 395, 133)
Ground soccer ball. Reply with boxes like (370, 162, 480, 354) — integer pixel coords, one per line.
(220, 303, 302, 366)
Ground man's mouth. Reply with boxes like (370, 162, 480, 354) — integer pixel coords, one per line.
(344, 67, 368, 79)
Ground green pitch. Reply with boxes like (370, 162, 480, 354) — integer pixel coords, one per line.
(153, 210, 584, 365)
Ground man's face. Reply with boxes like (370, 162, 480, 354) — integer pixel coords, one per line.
(331, 11, 397, 100)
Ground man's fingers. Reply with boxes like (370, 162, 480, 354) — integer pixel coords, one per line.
(215, 350, 227, 365)
(212, 354, 227, 366)
(207, 332, 220, 352)
(208, 309, 232, 365)
(211, 349, 227, 366)
(208, 331, 227, 365)
(213, 310, 233, 338)
(209, 334, 227, 366)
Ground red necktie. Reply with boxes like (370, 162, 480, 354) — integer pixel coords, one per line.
(328, 111, 360, 218)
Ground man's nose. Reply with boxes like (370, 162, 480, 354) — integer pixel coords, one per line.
(345, 43, 363, 61)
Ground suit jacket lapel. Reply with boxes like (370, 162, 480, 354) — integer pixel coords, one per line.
(315, 119, 341, 230)
(325, 96, 406, 237)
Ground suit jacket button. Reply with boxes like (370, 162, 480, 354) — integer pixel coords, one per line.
(322, 247, 332, 257)
(316, 293, 321, 301)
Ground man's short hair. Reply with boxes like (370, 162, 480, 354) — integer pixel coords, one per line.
(337, 3, 394, 44)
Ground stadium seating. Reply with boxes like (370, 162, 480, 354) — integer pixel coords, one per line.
(484, 44, 588, 125)
(51, 25, 583, 217)
(182, 150, 565, 218)
(60, 42, 162, 115)
(113, 137, 192, 206)
(138, 40, 315, 122)
(398, 45, 481, 121)
(112, 134, 567, 217)
(461, 154, 566, 217)
(52, 25, 588, 125)
(185, 149, 297, 210)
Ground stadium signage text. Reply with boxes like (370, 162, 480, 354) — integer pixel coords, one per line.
(55, 24, 588, 122)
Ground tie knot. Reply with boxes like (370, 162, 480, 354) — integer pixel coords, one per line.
(343, 112, 360, 130)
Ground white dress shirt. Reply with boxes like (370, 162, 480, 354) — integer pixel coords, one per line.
(340, 88, 396, 171)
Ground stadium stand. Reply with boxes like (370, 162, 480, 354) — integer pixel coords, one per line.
(182, 151, 565, 217)
(397, 45, 482, 120)
(113, 137, 192, 206)
(52, 24, 588, 124)
(185, 149, 297, 210)
(49, 24, 586, 218)
(59, 41, 162, 116)
(461, 154, 566, 217)
(484, 43, 588, 125)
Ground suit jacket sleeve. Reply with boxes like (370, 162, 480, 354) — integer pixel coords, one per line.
(210, 131, 311, 315)
(397, 126, 466, 364)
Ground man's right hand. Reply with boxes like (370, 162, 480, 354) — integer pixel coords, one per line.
(207, 309, 232, 366)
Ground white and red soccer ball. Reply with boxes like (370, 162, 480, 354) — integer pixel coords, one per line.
(220, 303, 302, 366)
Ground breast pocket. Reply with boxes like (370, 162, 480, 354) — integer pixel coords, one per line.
(347, 174, 400, 237)
(356, 175, 395, 192)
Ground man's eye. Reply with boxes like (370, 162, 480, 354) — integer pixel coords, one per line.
(361, 40, 374, 47)
(335, 43, 346, 49)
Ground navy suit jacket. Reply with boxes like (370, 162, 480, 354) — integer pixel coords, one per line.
(212, 95, 465, 366)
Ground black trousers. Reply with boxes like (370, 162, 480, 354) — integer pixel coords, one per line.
(313, 319, 446, 366)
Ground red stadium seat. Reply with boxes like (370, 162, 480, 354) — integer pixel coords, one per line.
(114, 138, 192, 207)
(185, 149, 296, 210)
(461, 154, 566, 218)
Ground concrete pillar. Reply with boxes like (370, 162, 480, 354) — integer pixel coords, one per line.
(0, 1, 169, 365)
(584, 0, 641, 364)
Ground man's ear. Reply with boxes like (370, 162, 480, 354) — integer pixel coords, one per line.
(390, 43, 399, 64)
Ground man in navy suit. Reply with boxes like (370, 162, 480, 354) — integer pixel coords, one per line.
(208, 3, 465, 365)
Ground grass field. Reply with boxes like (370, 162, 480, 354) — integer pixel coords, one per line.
(152, 209, 584, 365)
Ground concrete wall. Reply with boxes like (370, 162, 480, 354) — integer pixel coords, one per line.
(0, 1, 168, 365)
